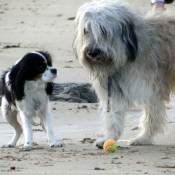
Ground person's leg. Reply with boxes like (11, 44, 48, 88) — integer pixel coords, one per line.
(151, 0, 165, 10)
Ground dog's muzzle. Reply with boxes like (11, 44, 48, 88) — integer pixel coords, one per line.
(86, 47, 102, 62)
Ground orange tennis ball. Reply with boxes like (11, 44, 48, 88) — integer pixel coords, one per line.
(103, 139, 117, 153)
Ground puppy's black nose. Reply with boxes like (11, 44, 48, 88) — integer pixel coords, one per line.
(87, 48, 101, 58)
(50, 68, 57, 74)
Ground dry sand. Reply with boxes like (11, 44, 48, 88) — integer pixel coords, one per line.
(0, 0, 175, 174)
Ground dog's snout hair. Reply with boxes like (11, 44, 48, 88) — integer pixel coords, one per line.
(73, 0, 140, 75)
(86, 47, 101, 58)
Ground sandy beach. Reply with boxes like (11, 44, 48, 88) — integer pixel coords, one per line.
(0, 0, 175, 174)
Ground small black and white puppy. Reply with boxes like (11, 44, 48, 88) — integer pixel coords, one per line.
(1, 51, 63, 149)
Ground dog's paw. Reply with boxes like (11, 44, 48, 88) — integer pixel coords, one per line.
(21, 142, 33, 151)
(50, 137, 64, 147)
(94, 139, 106, 149)
(2, 144, 15, 148)
(128, 137, 154, 146)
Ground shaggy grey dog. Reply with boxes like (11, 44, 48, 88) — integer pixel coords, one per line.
(73, 0, 175, 148)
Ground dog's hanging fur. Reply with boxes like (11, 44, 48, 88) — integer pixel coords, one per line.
(73, 0, 175, 148)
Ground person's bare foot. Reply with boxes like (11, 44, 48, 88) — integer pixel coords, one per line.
(152, 2, 165, 10)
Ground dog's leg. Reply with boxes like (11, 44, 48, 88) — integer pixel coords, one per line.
(95, 109, 125, 149)
(128, 101, 166, 145)
(40, 109, 64, 147)
(40, 119, 46, 132)
(1, 97, 22, 148)
(20, 111, 33, 149)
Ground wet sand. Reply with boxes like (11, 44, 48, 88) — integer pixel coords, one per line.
(0, 0, 175, 174)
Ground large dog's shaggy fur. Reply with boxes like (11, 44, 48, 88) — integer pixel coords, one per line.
(73, 0, 175, 148)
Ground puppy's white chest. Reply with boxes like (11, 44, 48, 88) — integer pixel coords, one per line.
(32, 98, 42, 110)
(16, 81, 48, 117)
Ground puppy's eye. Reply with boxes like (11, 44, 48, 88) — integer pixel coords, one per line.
(39, 64, 46, 70)
(40, 64, 46, 67)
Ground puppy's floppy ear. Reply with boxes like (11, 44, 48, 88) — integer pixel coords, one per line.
(121, 20, 138, 62)
(9, 62, 28, 101)
(37, 50, 53, 66)
(45, 82, 53, 95)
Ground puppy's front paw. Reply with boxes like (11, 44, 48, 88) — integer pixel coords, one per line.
(94, 139, 106, 149)
(2, 144, 15, 148)
(50, 137, 64, 147)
